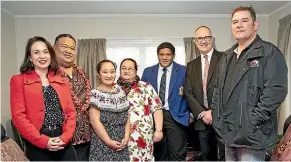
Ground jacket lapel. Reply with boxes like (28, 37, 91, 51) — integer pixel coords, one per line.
(195, 57, 203, 87)
(218, 44, 237, 96)
(151, 64, 159, 92)
(23, 71, 41, 84)
(225, 37, 263, 103)
(207, 50, 220, 88)
(169, 62, 179, 97)
(48, 72, 66, 84)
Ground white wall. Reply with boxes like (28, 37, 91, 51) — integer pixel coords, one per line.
(1, 10, 18, 138)
(0, 13, 276, 136)
(15, 16, 269, 68)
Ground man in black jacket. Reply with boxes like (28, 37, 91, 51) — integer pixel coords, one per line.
(184, 26, 224, 161)
(212, 6, 288, 161)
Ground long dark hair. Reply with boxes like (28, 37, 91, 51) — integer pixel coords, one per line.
(20, 36, 59, 74)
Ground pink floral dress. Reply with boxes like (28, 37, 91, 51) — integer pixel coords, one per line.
(127, 81, 162, 161)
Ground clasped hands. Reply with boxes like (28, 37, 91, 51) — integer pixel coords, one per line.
(200, 110, 212, 125)
(107, 137, 128, 151)
(46, 137, 65, 151)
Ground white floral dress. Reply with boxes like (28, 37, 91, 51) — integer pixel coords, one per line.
(127, 81, 162, 161)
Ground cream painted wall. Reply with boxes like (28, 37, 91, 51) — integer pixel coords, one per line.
(0, 13, 281, 137)
(15, 16, 269, 68)
(1, 10, 18, 138)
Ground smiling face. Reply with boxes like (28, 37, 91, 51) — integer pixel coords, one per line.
(30, 41, 51, 71)
(54, 37, 76, 68)
(231, 10, 258, 42)
(98, 62, 116, 86)
(158, 48, 175, 68)
(194, 27, 214, 55)
(120, 60, 137, 81)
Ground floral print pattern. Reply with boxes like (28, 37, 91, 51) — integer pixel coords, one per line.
(127, 81, 162, 161)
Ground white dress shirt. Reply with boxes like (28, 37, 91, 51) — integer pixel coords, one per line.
(157, 63, 173, 110)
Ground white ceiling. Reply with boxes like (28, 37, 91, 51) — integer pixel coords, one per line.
(1, 1, 290, 16)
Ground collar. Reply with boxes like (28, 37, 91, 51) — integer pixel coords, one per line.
(159, 62, 173, 73)
(201, 48, 214, 59)
(226, 34, 262, 56)
(23, 70, 67, 84)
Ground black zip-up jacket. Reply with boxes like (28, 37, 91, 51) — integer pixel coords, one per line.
(212, 35, 288, 149)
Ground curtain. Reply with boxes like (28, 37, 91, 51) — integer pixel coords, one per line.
(184, 37, 199, 63)
(77, 38, 107, 88)
(184, 37, 217, 63)
(277, 14, 291, 135)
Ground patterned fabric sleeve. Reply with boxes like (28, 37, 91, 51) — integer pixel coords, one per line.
(145, 82, 163, 113)
(89, 87, 129, 112)
(89, 89, 99, 109)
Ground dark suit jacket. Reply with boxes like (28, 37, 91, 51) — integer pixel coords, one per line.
(184, 49, 223, 130)
(141, 62, 190, 126)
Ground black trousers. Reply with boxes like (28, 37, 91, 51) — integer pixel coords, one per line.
(25, 142, 77, 161)
(25, 127, 77, 161)
(154, 110, 188, 161)
(73, 141, 90, 161)
(197, 125, 218, 161)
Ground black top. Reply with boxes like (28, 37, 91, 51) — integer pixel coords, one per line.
(42, 85, 64, 128)
(222, 37, 261, 107)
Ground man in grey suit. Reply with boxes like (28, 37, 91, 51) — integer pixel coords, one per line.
(184, 26, 224, 161)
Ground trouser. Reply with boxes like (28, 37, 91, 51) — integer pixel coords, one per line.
(73, 141, 90, 161)
(225, 145, 265, 161)
(197, 125, 218, 161)
(25, 126, 77, 161)
(154, 110, 188, 161)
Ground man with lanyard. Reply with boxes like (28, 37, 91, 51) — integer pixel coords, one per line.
(54, 34, 91, 161)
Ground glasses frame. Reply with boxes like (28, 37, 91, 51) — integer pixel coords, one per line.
(120, 67, 136, 72)
(194, 36, 213, 42)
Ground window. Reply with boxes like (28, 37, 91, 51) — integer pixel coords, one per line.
(106, 38, 185, 78)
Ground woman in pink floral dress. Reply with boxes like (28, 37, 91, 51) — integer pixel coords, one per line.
(117, 58, 163, 161)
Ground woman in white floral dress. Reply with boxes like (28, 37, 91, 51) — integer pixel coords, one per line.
(117, 58, 163, 161)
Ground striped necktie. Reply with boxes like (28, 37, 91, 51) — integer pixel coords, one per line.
(203, 55, 209, 108)
(159, 68, 167, 105)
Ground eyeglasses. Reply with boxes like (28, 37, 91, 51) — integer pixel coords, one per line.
(121, 67, 135, 72)
(194, 36, 212, 42)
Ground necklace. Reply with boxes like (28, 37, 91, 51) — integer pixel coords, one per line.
(61, 65, 91, 111)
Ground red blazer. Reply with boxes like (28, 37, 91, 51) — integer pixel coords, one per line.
(10, 70, 76, 149)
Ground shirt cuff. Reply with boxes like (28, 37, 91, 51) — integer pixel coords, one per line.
(197, 112, 204, 119)
(190, 113, 194, 118)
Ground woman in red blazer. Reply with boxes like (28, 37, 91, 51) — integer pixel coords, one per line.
(10, 36, 77, 161)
